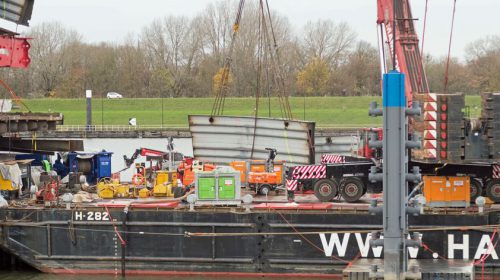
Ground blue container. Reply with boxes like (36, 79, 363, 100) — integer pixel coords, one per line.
(95, 152, 112, 179)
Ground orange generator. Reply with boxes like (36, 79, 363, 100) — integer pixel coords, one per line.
(230, 160, 285, 195)
(423, 176, 470, 207)
(178, 159, 216, 186)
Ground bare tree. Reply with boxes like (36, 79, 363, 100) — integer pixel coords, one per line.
(141, 15, 204, 97)
(466, 36, 500, 92)
(28, 21, 82, 96)
(300, 20, 356, 68)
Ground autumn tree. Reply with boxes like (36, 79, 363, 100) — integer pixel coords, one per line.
(212, 67, 233, 94)
(4, 0, 499, 100)
(296, 57, 330, 95)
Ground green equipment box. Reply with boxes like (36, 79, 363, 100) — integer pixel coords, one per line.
(194, 168, 241, 206)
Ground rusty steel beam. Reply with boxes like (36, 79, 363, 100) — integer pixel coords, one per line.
(0, 138, 83, 153)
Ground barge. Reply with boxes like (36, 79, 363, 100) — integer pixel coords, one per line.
(0, 194, 498, 277)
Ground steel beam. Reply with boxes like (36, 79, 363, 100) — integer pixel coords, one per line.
(0, 138, 83, 153)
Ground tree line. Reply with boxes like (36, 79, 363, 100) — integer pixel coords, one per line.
(0, 0, 498, 99)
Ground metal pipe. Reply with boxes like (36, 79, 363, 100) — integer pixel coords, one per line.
(2, 221, 255, 227)
(121, 211, 127, 277)
(46, 224, 51, 257)
(268, 223, 381, 229)
(34, 255, 253, 263)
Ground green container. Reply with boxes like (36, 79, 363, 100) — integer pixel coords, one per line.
(218, 177, 235, 199)
(198, 177, 216, 199)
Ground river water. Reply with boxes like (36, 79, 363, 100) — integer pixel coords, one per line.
(0, 271, 302, 280)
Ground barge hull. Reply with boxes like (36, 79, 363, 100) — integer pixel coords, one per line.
(0, 208, 498, 276)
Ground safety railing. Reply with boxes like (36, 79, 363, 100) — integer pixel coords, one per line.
(56, 125, 187, 132)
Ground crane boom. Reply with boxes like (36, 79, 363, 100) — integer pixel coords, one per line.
(377, 0, 429, 106)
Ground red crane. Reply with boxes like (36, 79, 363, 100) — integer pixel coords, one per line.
(376, 0, 430, 106)
(377, 0, 440, 159)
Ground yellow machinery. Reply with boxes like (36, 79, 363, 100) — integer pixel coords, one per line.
(97, 178, 130, 199)
(0, 174, 16, 191)
(153, 171, 177, 197)
(139, 188, 150, 198)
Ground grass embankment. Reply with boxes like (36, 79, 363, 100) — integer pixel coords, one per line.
(17, 96, 481, 127)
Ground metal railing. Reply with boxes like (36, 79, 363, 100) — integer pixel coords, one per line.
(56, 125, 188, 132)
(57, 124, 371, 132)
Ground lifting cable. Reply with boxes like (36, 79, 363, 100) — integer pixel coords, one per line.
(210, 0, 246, 116)
(416, 0, 430, 94)
(0, 78, 31, 112)
(250, 0, 266, 159)
(260, 2, 284, 119)
(420, 0, 429, 59)
(443, 0, 457, 93)
(263, 0, 293, 120)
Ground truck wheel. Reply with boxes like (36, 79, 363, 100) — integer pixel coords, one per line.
(485, 179, 500, 203)
(314, 179, 338, 202)
(340, 177, 365, 203)
(469, 178, 483, 202)
(259, 184, 271, 195)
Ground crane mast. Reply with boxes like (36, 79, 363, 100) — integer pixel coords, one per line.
(377, 0, 430, 107)
(377, 0, 440, 159)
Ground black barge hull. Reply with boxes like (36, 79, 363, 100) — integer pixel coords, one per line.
(0, 206, 498, 277)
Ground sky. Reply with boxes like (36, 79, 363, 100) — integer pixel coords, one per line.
(3, 0, 499, 59)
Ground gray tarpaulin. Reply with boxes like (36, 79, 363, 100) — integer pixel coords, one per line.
(0, 163, 22, 189)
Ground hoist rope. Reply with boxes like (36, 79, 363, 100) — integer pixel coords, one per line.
(420, 0, 429, 59)
(250, 1, 265, 159)
(210, 0, 245, 116)
(264, 0, 293, 120)
(443, 0, 457, 93)
(416, 0, 430, 93)
(0, 78, 31, 112)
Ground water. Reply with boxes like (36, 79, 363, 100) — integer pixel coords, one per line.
(0, 272, 300, 280)
(83, 137, 193, 181)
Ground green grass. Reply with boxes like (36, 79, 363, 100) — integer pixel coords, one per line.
(16, 96, 482, 127)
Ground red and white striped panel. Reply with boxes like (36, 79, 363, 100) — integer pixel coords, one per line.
(493, 165, 500, 179)
(425, 93, 438, 102)
(423, 140, 437, 149)
(321, 154, 345, 164)
(423, 130, 437, 140)
(291, 165, 326, 180)
(424, 121, 437, 130)
(286, 179, 298, 191)
(424, 111, 437, 121)
(423, 102, 438, 111)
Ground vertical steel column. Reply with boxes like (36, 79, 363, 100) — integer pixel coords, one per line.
(382, 70, 407, 279)
(86, 90, 92, 131)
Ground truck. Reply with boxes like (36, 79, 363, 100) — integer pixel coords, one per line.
(287, 127, 500, 203)
(286, 0, 500, 204)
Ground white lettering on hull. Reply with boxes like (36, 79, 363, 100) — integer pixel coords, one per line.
(317, 233, 499, 260)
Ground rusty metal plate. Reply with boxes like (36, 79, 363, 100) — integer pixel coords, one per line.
(189, 115, 315, 164)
